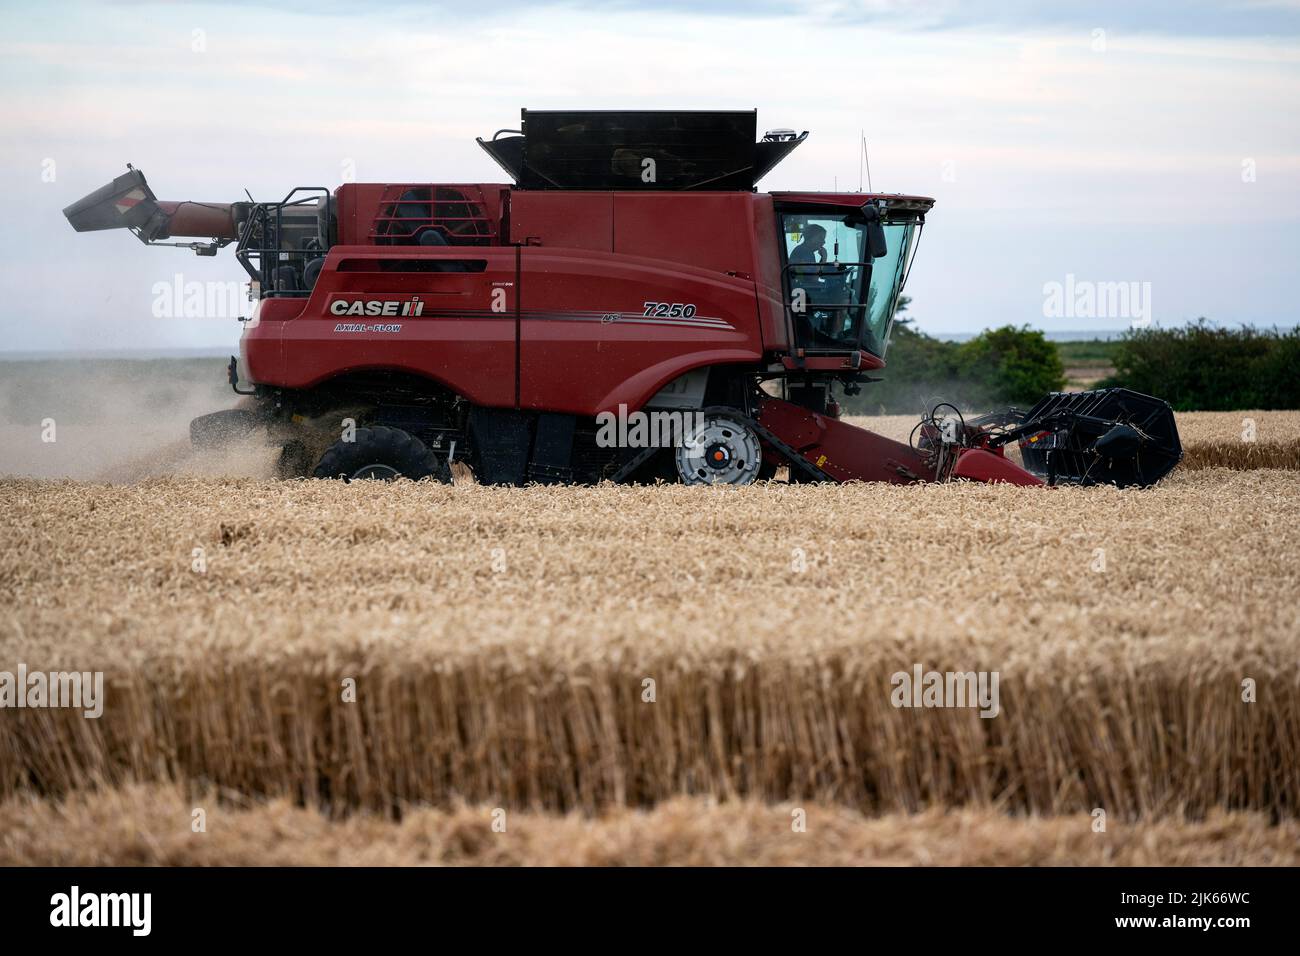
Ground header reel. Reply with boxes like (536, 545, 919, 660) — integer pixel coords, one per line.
(915, 388, 1182, 488)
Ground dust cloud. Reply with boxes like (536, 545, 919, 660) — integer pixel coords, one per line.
(0, 357, 279, 481)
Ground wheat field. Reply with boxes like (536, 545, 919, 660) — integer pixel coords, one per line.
(2, 407, 1298, 865)
(4, 785, 1296, 867)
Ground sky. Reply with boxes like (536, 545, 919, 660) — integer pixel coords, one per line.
(0, 0, 1297, 351)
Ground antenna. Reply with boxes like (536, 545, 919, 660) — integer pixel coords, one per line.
(860, 132, 874, 193)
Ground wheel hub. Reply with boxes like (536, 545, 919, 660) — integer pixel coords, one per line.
(675, 415, 762, 485)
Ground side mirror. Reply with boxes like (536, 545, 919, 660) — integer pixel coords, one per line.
(845, 203, 889, 259)
(866, 220, 888, 259)
(861, 203, 889, 259)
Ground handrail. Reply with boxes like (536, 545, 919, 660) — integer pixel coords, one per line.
(235, 186, 332, 297)
(780, 259, 876, 354)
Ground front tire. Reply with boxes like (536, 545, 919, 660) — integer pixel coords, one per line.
(674, 412, 763, 486)
(312, 425, 449, 482)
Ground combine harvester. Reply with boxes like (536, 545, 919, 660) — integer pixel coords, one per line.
(64, 110, 1180, 487)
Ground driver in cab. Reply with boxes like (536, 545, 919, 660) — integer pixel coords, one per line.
(789, 223, 847, 305)
(788, 224, 827, 268)
(789, 223, 853, 345)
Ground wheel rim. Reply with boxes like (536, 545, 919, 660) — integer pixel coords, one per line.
(349, 463, 402, 481)
(675, 415, 762, 485)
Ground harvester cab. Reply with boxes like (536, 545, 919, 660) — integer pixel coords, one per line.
(778, 199, 917, 360)
(62, 108, 1181, 489)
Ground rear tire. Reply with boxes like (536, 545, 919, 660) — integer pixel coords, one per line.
(190, 408, 262, 448)
(312, 425, 449, 482)
(276, 439, 312, 479)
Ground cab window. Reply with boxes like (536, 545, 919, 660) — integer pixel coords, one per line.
(781, 213, 871, 353)
(780, 210, 919, 357)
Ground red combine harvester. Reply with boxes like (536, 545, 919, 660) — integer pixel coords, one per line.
(64, 110, 1181, 487)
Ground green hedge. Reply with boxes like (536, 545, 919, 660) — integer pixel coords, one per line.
(842, 315, 1297, 415)
(1099, 321, 1300, 410)
(845, 321, 1065, 415)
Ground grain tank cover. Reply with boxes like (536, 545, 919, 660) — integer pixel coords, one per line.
(477, 110, 806, 190)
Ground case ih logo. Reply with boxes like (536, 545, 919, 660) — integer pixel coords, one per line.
(330, 296, 424, 317)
